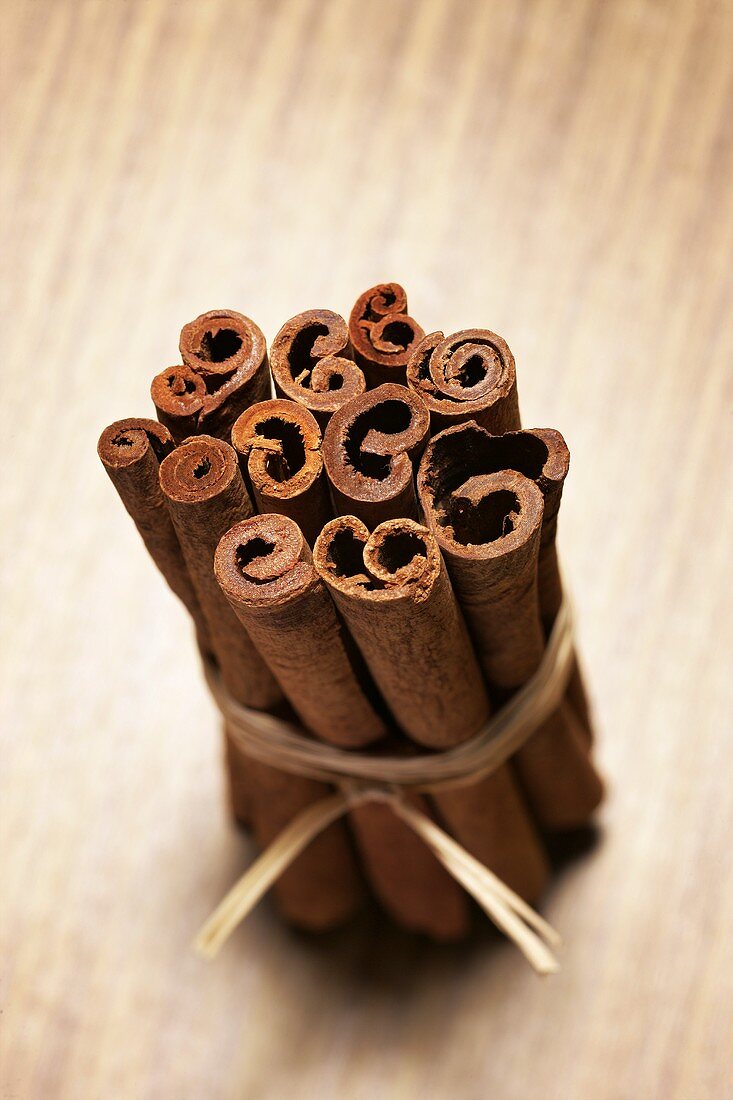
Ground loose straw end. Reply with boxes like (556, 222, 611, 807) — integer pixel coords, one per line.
(545, 929, 564, 951)
(193, 926, 223, 959)
(193, 792, 353, 961)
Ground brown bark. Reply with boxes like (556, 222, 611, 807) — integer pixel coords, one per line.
(417, 461, 603, 830)
(269, 309, 366, 428)
(159, 436, 362, 929)
(314, 516, 489, 748)
(322, 383, 430, 528)
(315, 516, 548, 910)
(158, 436, 279, 710)
(102, 302, 602, 934)
(419, 421, 593, 735)
(434, 770, 549, 902)
(230, 400, 332, 547)
(215, 514, 468, 936)
(151, 310, 271, 443)
(214, 513, 386, 748)
(243, 758, 364, 931)
(99, 421, 251, 823)
(97, 418, 209, 649)
(151, 310, 270, 828)
(348, 797, 469, 939)
(348, 283, 425, 388)
(406, 329, 521, 434)
(156, 433, 275, 827)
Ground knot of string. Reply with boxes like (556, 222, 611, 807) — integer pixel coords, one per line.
(194, 599, 575, 974)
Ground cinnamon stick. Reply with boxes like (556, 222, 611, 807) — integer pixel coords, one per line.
(406, 329, 521, 433)
(310, 516, 480, 936)
(230, 400, 332, 547)
(160, 437, 362, 929)
(151, 310, 270, 443)
(314, 515, 549, 902)
(156, 433, 276, 827)
(418, 421, 592, 734)
(314, 516, 488, 747)
(322, 383, 430, 528)
(348, 283, 425, 387)
(99, 422, 251, 823)
(417, 461, 603, 829)
(347, 797, 470, 939)
(238, 757, 365, 931)
(214, 514, 386, 748)
(215, 514, 469, 937)
(269, 309, 366, 428)
(158, 436, 280, 710)
(97, 418, 210, 650)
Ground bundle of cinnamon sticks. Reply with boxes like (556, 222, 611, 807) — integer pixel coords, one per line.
(98, 287, 603, 944)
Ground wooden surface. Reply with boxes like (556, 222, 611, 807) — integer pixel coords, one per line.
(2, 1, 732, 1097)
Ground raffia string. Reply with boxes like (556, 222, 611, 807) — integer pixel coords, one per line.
(194, 598, 575, 975)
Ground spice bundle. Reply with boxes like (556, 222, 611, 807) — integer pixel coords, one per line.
(98, 285, 603, 960)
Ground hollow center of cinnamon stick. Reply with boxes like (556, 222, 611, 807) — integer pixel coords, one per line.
(381, 320, 414, 351)
(235, 537, 277, 581)
(196, 328, 243, 363)
(362, 287, 397, 320)
(166, 370, 197, 395)
(374, 531, 427, 573)
(324, 526, 429, 589)
(255, 417, 307, 482)
(425, 429, 549, 504)
(105, 422, 171, 463)
(287, 322, 330, 383)
(445, 489, 519, 545)
(374, 288, 396, 313)
(326, 528, 376, 588)
(344, 400, 413, 480)
(447, 352, 486, 388)
(192, 457, 212, 479)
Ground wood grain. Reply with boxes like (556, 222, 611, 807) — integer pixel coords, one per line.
(1, 0, 732, 1097)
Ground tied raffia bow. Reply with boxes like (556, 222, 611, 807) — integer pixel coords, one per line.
(195, 598, 576, 975)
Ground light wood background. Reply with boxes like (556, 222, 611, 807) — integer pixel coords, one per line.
(2, 1, 732, 1097)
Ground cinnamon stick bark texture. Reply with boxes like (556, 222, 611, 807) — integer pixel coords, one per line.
(313, 516, 483, 933)
(215, 513, 467, 937)
(348, 283, 425, 387)
(151, 310, 270, 443)
(314, 516, 490, 748)
(158, 436, 280, 711)
(97, 418, 210, 650)
(269, 309, 366, 428)
(322, 384, 430, 528)
(160, 438, 362, 929)
(157, 434, 279, 829)
(348, 797, 470, 940)
(435, 771, 549, 902)
(230, 400, 332, 547)
(406, 329, 521, 433)
(418, 421, 592, 734)
(521, 428, 592, 732)
(243, 757, 364, 931)
(314, 515, 549, 902)
(417, 462, 603, 829)
(214, 514, 386, 748)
